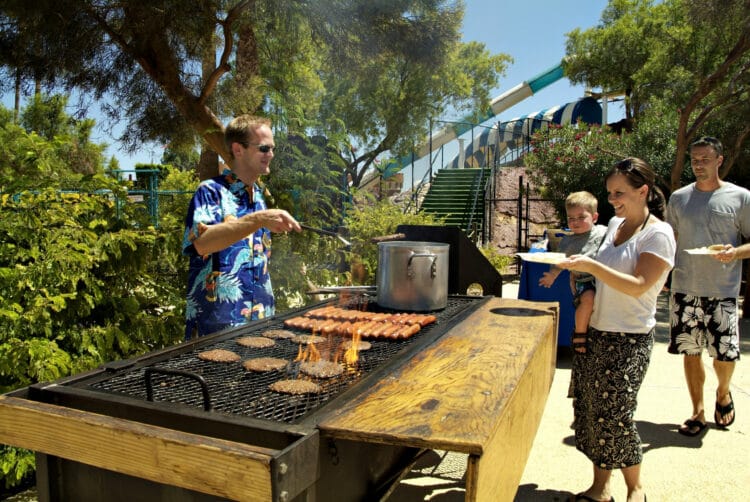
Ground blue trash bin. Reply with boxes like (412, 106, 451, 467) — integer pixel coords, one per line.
(517, 259, 575, 348)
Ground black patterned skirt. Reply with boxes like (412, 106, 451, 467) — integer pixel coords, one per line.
(572, 327, 654, 469)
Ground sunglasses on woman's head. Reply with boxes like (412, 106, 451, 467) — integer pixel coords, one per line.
(616, 158, 633, 172)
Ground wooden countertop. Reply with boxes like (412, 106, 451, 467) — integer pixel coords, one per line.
(318, 297, 558, 455)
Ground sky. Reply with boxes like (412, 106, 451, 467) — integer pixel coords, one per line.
(2, 0, 623, 173)
(457, 0, 623, 123)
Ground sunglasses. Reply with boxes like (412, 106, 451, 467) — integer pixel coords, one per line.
(615, 158, 634, 172)
(240, 142, 276, 153)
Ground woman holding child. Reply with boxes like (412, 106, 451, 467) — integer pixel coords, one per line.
(557, 158, 676, 502)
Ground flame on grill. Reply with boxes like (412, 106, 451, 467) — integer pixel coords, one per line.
(343, 330, 361, 365)
(334, 288, 366, 365)
(295, 339, 321, 363)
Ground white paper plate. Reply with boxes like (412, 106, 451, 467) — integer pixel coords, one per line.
(685, 247, 723, 255)
(516, 252, 568, 265)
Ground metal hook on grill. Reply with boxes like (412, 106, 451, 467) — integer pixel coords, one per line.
(144, 367, 212, 411)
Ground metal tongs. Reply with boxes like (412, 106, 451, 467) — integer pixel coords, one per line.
(304, 285, 377, 296)
(300, 223, 352, 247)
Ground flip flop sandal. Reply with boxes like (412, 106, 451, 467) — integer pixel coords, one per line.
(570, 493, 614, 502)
(571, 332, 588, 354)
(715, 391, 735, 428)
(677, 418, 707, 437)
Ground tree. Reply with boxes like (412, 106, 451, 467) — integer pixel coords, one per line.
(524, 123, 636, 224)
(0, 103, 187, 489)
(316, 29, 510, 186)
(564, 0, 658, 121)
(563, 0, 750, 190)
(160, 144, 200, 173)
(0, 0, 508, 186)
(19, 93, 105, 175)
(0, 96, 105, 189)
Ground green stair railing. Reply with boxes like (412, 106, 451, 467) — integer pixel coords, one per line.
(419, 168, 490, 240)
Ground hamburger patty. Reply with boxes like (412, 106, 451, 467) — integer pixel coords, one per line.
(342, 340, 372, 351)
(269, 379, 321, 395)
(262, 329, 296, 340)
(299, 360, 343, 379)
(236, 336, 275, 348)
(197, 349, 241, 363)
(294, 334, 326, 345)
(242, 357, 288, 372)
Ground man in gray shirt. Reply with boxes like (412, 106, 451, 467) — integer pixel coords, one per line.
(666, 136, 750, 436)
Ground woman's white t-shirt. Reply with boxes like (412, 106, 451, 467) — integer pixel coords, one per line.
(590, 218, 675, 333)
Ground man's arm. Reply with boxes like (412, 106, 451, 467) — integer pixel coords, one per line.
(193, 209, 300, 256)
(715, 242, 750, 263)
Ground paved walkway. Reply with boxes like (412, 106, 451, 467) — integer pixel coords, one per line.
(391, 281, 750, 501)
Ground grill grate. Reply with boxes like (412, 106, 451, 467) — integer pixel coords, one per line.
(91, 296, 484, 424)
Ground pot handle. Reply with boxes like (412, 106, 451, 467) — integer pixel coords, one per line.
(407, 252, 438, 279)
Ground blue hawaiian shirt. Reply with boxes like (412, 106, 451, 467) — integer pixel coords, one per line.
(183, 169, 273, 339)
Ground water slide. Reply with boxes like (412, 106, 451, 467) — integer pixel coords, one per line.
(382, 63, 565, 176)
(421, 64, 564, 157)
(446, 95, 602, 169)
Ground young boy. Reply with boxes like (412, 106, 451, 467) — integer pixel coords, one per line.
(539, 192, 606, 395)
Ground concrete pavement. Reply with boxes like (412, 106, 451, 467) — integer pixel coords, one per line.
(390, 281, 750, 501)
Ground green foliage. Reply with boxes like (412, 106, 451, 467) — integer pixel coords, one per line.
(0, 96, 105, 190)
(0, 446, 34, 490)
(479, 244, 514, 274)
(150, 165, 198, 319)
(565, 0, 660, 118)
(20, 93, 69, 140)
(525, 123, 633, 223)
(316, 18, 510, 186)
(525, 119, 687, 223)
(267, 132, 347, 224)
(1, 1, 509, 190)
(628, 99, 693, 190)
(564, 0, 750, 185)
(0, 102, 189, 490)
(21, 93, 104, 175)
(342, 198, 446, 285)
(0, 184, 184, 392)
(160, 145, 200, 172)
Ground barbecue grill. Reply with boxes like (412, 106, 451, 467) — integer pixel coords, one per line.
(0, 295, 558, 502)
(85, 296, 485, 425)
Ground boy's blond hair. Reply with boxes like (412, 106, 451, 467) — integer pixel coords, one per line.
(565, 191, 598, 215)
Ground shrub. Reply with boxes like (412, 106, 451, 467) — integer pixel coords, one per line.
(524, 122, 630, 224)
(343, 196, 446, 285)
(480, 244, 515, 273)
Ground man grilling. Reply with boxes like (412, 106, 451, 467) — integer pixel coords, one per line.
(183, 115, 300, 339)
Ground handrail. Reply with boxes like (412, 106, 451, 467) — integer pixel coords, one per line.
(404, 167, 434, 215)
(465, 168, 489, 242)
(483, 162, 497, 245)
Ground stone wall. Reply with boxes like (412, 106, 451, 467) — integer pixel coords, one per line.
(487, 166, 560, 255)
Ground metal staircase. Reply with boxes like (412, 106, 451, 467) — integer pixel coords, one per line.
(419, 168, 491, 241)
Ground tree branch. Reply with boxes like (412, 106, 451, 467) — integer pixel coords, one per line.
(671, 21, 750, 189)
(722, 124, 750, 177)
(199, 1, 253, 105)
